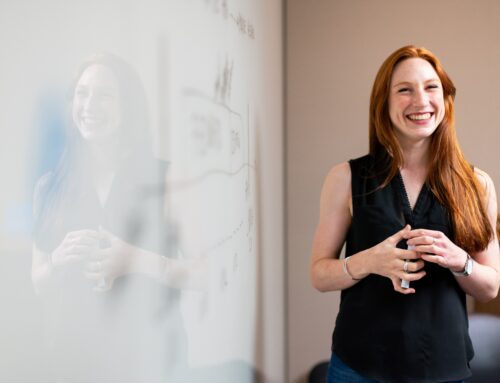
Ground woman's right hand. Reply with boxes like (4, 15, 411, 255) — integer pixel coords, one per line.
(369, 225, 426, 294)
(51, 230, 101, 267)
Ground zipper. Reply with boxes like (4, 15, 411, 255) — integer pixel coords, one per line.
(397, 172, 415, 226)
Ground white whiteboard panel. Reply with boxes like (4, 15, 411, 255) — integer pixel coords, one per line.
(0, 1, 284, 382)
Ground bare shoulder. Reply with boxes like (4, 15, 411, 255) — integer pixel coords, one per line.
(473, 168, 498, 218)
(319, 162, 351, 217)
(323, 162, 351, 190)
(323, 162, 351, 192)
(474, 167, 496, 195)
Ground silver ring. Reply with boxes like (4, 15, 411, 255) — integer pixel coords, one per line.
(96, 261, 102, 272)
(403, 260, 409, 273)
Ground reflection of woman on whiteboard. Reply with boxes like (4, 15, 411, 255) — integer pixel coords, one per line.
(310, 46, 499, 382)
(32, 53, 201, 382)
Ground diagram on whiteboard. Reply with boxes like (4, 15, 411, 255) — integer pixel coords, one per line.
(161, 0, 258, 368)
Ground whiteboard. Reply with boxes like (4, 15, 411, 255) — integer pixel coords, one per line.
(0, 1, 284, 382)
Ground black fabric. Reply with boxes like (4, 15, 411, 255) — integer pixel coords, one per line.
(308, 360, 329, 383)
(332, 154, 473, 383)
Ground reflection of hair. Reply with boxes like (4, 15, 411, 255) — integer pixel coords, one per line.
(369, 45, 492, 253)
(35, 53, 151, 242)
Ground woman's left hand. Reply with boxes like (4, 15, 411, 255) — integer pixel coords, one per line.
(83, 229, 136, 292)
(406, 228, 468, 273)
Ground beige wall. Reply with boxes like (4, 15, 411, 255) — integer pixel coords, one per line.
(286, 1, 500, 382)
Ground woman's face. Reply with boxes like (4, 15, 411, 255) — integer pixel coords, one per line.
(72, 64, 121, 143)
(388, 58, 445, 145)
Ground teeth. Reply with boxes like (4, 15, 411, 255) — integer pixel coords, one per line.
(408, 113, 431, 121)
(83, 117, 99, 124)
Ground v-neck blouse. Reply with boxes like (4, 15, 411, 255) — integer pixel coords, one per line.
(331, 154, 473, 383)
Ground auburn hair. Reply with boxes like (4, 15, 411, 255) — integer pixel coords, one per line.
(369, 45, 492, 253)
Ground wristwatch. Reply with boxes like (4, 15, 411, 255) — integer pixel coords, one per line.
(452, 253, 473, 277)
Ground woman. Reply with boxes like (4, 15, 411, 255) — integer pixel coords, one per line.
(32, 53, 200, 383)
(310, 45, 500, 383)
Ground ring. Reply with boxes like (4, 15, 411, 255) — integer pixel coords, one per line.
(403, 260, 409, 273)
(96, 261, 102, 272)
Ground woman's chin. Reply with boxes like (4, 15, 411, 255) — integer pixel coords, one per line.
(78, 128, 115, 145)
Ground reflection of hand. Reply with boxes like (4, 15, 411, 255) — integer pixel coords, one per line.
(83, 229, 135, 292)
(369, 225, 426, 294)
(406, 229, 468, 272)
(51, 230, 101, 267)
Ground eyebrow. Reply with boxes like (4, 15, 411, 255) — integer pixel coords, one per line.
(392, 78, 441, 88)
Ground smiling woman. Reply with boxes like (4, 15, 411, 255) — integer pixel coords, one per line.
(388, 58, 445, 144)
(72, 64, 122, 143)
(310, 45, 500, 383)
(31, 53, 194, 383)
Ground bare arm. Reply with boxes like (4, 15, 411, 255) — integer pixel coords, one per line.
(32, 244, 55, 295)
(31, 229, 100, 294)
(88, 231, 208, 291)
(407, 168, 500, 302)
(32, 230, 207, 294)
(310, 162, 424, 294)
(461, 169, 500, 301)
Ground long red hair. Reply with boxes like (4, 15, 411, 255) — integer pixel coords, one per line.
(369, 45, 492, 253)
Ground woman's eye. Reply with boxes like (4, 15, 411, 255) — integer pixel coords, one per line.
(100, 93, 113, 100)
(75, 89, 88, 98)
(397, 88, 410, 93)
(427, 84, 440, 90)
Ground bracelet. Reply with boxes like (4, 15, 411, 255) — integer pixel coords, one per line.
(343, 256, 361, 281)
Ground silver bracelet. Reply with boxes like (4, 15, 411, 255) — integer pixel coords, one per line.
(343, 256, 361, 280)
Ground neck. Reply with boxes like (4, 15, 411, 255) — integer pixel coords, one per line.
(398, 139, 431, 172)
(87, 141, 120, 175)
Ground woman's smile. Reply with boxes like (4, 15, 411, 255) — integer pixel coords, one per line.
(389, 58, 445, 143)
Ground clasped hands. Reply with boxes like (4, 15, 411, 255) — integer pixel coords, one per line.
(370, 225, 469, 294)
(51, 228, 135, 292)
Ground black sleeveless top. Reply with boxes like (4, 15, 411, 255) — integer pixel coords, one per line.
(332, 154, 473, 383)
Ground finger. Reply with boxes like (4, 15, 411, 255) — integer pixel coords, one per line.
(388, 225, 412, 244)
(72, 236, 101, 246)
(395, 249, 420, 260)
(69, 229, 101, 237)
(54, 254, 84, 266)
(413, 244, 443, 256)
(391, 277, 415, 294)
(67, 244, 99, 256)
(400, 270, 426, 281)
(84, 259, 106, 272)
(63, 254, 84, 262)
(63, 232, 101, 249)
(406, 229, 441, 239)
(87, 249, 107, 261)
(93, 279, 113, 293)
(407, 235, 436, 247)
(406, 260, 425, 273)
(83, 262, 104, 279)
(420, 253, 447, 267)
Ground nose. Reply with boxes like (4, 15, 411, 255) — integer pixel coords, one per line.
(413, 87, 429, 107)
(83, 92, 99, 112)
